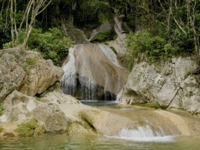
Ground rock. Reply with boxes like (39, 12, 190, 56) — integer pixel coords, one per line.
(89, 23, 115, 42)
(0, 47, 26, 102)
(121, 57, 200, 113)
(62, 22, 89, 44)
(61, 43, 127, 100)
(0, 90, 78, 132)
(0, 46, 63, 98)
(107, 16, 127, 57)
(0, 89, 137, 136)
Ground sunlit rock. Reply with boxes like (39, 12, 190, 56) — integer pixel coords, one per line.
(121, 57, 200, 113)
(61, 43, 127, 100)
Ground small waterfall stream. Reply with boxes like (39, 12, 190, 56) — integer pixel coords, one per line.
(61, 43, 127, 100)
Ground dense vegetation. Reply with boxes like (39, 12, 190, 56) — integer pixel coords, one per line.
(0, 0, 200, 67)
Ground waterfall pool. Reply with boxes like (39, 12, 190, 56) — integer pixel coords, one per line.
(1, 132, 200, 150)
(1, 102, 200, 150)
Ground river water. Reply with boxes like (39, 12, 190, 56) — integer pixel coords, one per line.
(1, 102, 200, 150)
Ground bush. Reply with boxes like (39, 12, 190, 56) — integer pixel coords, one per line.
(0, 23, 11, 49)
(125, 29, 195, 71)
(125, 30, 165, 70)
(3, 28, 74, 66)
(28, 28, 74, 66)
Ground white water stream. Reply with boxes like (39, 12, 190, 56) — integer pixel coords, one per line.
(106, 126, 174, 142)
(61, 44, 126, 100)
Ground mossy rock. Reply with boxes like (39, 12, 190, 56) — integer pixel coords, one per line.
(0, 127, 3, 133)
(90, 29, 116, 43)
(22, 56, 39, 70)
(16, 119, 45, 137)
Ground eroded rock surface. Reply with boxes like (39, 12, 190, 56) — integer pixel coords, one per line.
(0, 46, 63, 99)
(121, 57, 200, 113)
(61, 43, 127, 100)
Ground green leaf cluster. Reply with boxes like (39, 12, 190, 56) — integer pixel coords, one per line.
(27, 28, 74, 66)
(4, 27, 74, 66)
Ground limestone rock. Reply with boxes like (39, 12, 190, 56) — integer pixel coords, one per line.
(62, 22, 89, 44)
(0, 46, 63, 98)
(61, 43, 127, 100)
(107, 16, 127, 57)
(121, 57, 200, 113)
(0, 90, 79, 132)
(0, 47, 26, 102)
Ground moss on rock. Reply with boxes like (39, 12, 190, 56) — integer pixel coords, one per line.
(16, 119, 45, 137)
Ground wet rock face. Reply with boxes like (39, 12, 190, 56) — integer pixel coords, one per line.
(61, 43, 127, 100)
(0, 46, 63, 100)
(121, 57, 200, 113)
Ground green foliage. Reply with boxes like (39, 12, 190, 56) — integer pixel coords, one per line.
(4, 28, 74, 66)
(0, 23, 11, 49)
(28, 28, 74, 66)
(125, 30, 166, 70)
(16, 119, 45, 137)
(124, 29, 194, 71)
(170, 29, 194, 55)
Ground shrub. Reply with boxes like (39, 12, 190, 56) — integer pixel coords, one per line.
(28, 28, 74, 66)
(4, 28, 74, 66)
(125, 29, 182, 71)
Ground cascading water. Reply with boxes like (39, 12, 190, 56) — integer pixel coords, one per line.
(61, 47, 77, 96)
(114, 126, 174, 142)
(61, 44, 127, 100)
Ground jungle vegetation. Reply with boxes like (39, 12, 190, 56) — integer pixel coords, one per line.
(0, 0, 200, 67)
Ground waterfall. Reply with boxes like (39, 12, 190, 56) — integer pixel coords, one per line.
(61, 47, 77, 96)
(106, 125, 174, 142)
(61, 44, 127, 100)
(115, 89, 123, 102)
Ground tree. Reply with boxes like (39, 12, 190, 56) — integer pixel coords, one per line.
(8, 0, 52, 47)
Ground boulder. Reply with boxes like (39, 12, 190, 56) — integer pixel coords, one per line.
(62, 22, 89, 44)
(0, 90, 79, 132)
(0, 89, 137, 136)
(121, 57, 200, 113)
(0, 46, 63, 98)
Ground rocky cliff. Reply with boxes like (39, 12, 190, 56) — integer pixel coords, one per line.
(121, 57, 200, 114)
